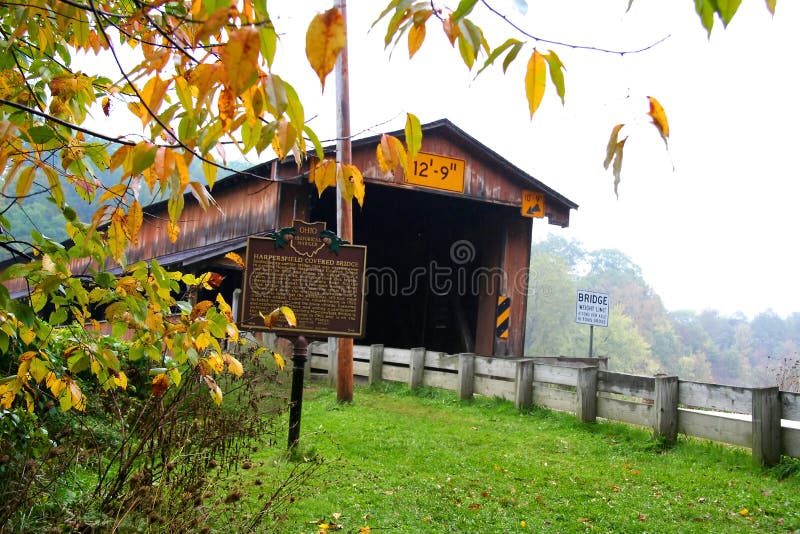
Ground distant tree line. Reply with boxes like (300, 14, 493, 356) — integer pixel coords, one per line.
(525, 236, 800, 391)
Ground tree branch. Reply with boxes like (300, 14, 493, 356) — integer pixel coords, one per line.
(481, 0, 670, 55)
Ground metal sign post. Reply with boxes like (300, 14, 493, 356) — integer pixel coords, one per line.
(575, 290, 609, 358)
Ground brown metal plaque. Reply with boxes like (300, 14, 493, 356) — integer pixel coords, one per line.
(239, 220, 367, 338)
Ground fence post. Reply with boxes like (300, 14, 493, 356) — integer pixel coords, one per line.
(653, 375, 678, 444)
(409, 347, 425, 389)
(514, 359, 535, 409)
(457, 353, 475, 400)
(327, 337, 338, 388)
(369, 344, 384, 386)
(752, 387, 781, 467)
(576, 365, 597, 423)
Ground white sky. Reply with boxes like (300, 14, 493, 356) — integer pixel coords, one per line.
(269, 1, 799, 319)
(77, 1, 800, 318)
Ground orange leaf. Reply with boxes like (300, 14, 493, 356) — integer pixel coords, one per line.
(190, 300, 214, 320)
(218, 87, 235, 131)
(152, 373, 170, 397)
(221, 27, 261, 95)
(225, 251, 245, 269)
(525, 49, 546, 118)
(647, 95, 669, 146)
(140, 75, 170, 127)
(408, 22, 426, 58)
(305, 8, 346, 92)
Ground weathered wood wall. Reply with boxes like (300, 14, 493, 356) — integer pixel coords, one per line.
(305, 342, 800, 466)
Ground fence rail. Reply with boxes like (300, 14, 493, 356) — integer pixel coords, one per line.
(306, 342, 800, 466)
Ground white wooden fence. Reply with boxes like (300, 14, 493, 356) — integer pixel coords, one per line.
(305, 341, 800, 466)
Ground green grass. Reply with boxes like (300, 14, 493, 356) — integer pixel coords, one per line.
(236, 382, 800, 533)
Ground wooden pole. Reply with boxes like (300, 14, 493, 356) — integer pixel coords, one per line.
(335, 0, 354, 403)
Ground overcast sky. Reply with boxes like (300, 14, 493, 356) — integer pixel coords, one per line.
(75, 1, 798, 318)
(266, 1, 800, 319)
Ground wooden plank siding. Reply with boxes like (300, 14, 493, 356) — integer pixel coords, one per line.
(129, 173, 278, 263)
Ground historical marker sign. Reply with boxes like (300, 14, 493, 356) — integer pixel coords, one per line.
(575, 290, 609, 328)
(240, 220, 367, 337)
(405, 151, 465, 193)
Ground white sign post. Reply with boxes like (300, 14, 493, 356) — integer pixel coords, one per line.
(576, 290, 610, 357)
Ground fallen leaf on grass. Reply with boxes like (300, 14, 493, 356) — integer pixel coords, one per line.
(739, 508, 749, 516)
(468, 503, 481, 510)
(637, 514, 648, 521)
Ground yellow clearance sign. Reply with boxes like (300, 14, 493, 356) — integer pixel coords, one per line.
(405, 152, 465, 193)
(521, 190, 545, 218)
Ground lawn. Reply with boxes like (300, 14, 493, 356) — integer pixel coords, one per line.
(235, 382, 800, 533)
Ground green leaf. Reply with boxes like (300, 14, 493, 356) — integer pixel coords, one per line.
(716, 0, 742, 26)
(304, 125, 325, 161)
(695, 0, 715, 35)
(545, 50, 566, 105)
(502, 41, 523, 73)
(283, 79, 305, 135)
(68, 351, 90, 374)
(27, 125, 56, 144)
(49, 307, 68, 325)
(404, 113, 422, 162)
(477, 38, 522, 76)
(130, 142, 157, 177)
(452, 0, 479, 22)
(259, 23, 277, 68)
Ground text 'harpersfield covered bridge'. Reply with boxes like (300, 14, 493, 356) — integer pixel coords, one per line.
(107, 119, 577, 357)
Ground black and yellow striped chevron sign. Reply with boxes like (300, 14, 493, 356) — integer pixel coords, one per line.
(496, 295, 510, 339)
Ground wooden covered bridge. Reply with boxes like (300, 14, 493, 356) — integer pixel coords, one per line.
(81, 119, 578, 356)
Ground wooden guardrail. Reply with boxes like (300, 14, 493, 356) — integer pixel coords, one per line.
(305, 342, 800, 467)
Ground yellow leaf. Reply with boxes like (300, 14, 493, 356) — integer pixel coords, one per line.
(739, 508, 749, 516)
(108, 208, 127, 263)
(225, 252, 245, 269)
(113, 370, 128, 389)
(126, 200, 143, 247)
(612, 138, 626, 198)
(207, 352, 225, 374)
(279, 305, 297, 327)
(305, 8, 346, 92)
(337, 164, 365, 207)
(167, 221, 180, 243)
(67, 378, 86, 411)
(376, 134, 408, 176)
(647, 95, 669, 146)
(525, 49, 546, 118)
(203, 375, 223, 405)
(223, 353, 244, 377)
(273, 351, 285, 371)
(604, 124, 625, 170)
(310, 158, 337, 197)
(221, 27, 261, 95)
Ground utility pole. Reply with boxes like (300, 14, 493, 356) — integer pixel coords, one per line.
(334, 0, 353, 403)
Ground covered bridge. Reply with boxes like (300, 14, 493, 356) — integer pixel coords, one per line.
(13, 119, 578, 357)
